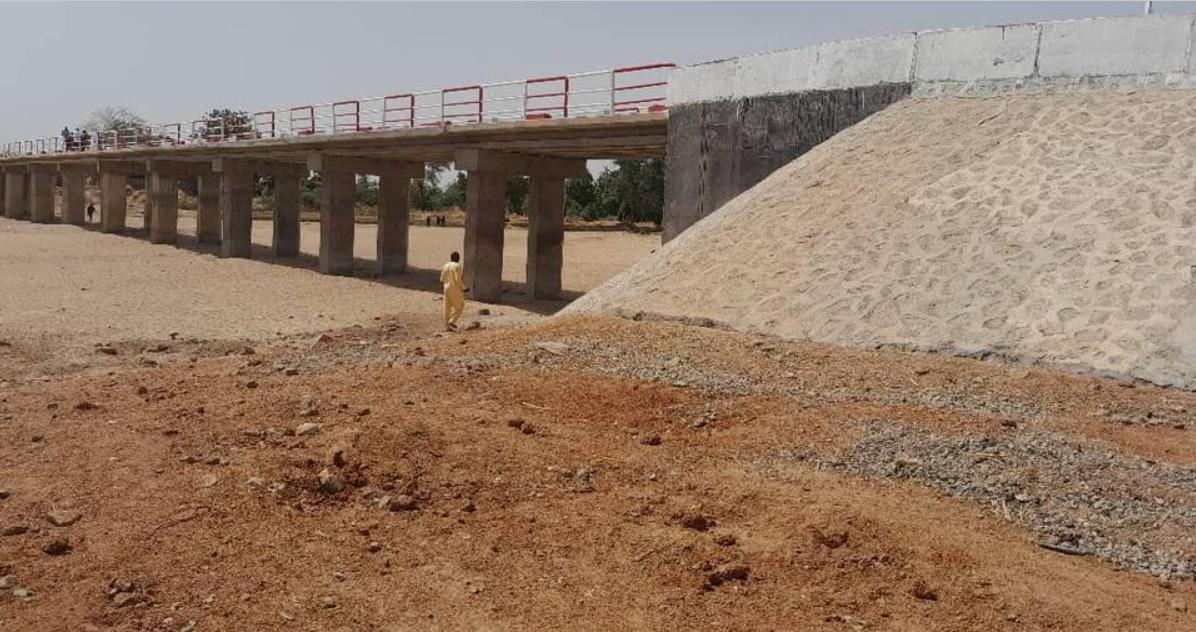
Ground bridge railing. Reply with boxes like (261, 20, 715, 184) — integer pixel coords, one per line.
(0, 63, 674, 158)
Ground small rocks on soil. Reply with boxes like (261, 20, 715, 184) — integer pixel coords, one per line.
(295, 422, 320, 436)
(46, 509, 82, 527)
(42, 538, 72, 556)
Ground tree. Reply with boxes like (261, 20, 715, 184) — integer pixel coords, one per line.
(81, 106, 147, 133)
(410, 163, 449, 211)
(565, 173, 598, 219)
(594, 159, 665, 225)
(438, 172, 467, 209)
(194, 108, 253, 141)
(505, 175, 529, 214)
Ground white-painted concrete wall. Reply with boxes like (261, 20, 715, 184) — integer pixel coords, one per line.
(669, 13, 1196, 105)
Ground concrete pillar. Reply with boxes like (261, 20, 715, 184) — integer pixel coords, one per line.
(100, 173, 127, 233)
(148, 171, 178, 244)
(7, 173, 29, 220)
(526, 176, 566, 299)
(142, 176, 153, 235)
(272, 174, 300, 257)
(377, 170, 411, 275)
(196, 174, 221, 245)
(29, 170, 55, 223)
(220, 171, 253, 258)
(464, 170, 507, 302)
(60, 170, 87, 226)
(319, 171, 356, 275)
(0, 174, 6, 218)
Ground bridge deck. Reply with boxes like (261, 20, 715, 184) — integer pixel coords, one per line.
(0, 113, 666, 167)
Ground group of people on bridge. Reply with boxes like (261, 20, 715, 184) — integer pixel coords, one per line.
(60, 126, 95, 152)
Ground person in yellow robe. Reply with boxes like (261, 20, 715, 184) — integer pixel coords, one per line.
(440, 251, 466, 330)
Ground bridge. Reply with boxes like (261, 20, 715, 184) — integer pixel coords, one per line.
(0, 64, 672, 303)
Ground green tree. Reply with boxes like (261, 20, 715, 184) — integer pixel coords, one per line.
(438, 172, 467, 209)
(194, 108, 253, 141)
(565, 173, 598, 219)
(506, 175, 529, 214)
(594, 159, 664, 225)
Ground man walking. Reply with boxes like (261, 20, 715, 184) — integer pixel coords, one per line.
(440, 251, 466, 330)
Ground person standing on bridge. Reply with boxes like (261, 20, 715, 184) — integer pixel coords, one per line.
(440, 251, 467, 331)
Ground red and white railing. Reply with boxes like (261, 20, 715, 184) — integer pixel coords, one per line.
(0, 63, 674, 157)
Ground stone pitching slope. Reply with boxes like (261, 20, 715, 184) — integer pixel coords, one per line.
(568, 90, 1196, 388)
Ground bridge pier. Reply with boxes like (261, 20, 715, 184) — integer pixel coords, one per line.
(455, 150, 585, 303)
(319, 170, 355, 275)
(148, 171, 179, 244)
(272, 172, 301, 258)
(526, 175, 566, 300)
(29, 167, 56, 223)
(1, 170, 23, 219)
(100, 172, 128, 233)
(220, 170, 253, 258)
(60, 168, 87, 225)
(196, 174, 221, 245)
(462, 171, 506, 302)
(377, 163, 421, 275)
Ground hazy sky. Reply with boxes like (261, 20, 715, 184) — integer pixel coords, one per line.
(2, 1, 1195, 143)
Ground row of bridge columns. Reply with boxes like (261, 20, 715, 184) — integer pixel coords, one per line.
(0, 149, 582, 302)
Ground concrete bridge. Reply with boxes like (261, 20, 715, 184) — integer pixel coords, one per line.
(5, 12, 1196, 303)
(0, 65, 670, 303)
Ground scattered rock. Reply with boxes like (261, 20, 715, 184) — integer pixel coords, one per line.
(46, 509, 82, 527)
(330, 447, 348, 468)
(11, 587, 31, 599)
(465, 321, 481, 331)
(387, 495, 418, 512)
(42, 538, 72, 556)
(640, 434, 662, 446)
(714, 534, 737, 547)
(0, 489, 9, 500)
(74, 401, 97, 411)
(199, 474, 219, 489)
(705, 564, 750, 589)
(317, 468, 347, 494)
(810, 527, 849, 549)
(321, 595, 336, 609)
(3, 525, 28, 537)
(111, 591, 142, 608)
(1171, 600, 1187, 613)
(531, 341, 570, 355)
(680, 514, 714, 532)
(284, 367, 299, 376)
(506, 418, 524, 430)
(295, 422, 320, 436)
(96, 347, 117, 356)
(245, 380, 259, 389)
(0, 575, 15, 589)
(478, 308, 491, 315)
(366, 541, 382, 553)
(461, 500, 476, 513)
(911, 580, 939, 601)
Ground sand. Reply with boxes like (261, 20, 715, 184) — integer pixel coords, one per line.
(571, 90, 1196, 388)
(0, 214, 657, 376)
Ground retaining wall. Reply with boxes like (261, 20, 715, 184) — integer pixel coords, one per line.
(664, 13, 1196, 239)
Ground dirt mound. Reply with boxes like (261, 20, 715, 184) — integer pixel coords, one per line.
(570, 90, 1196, 387)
